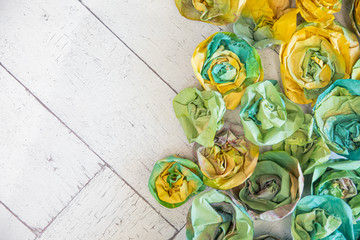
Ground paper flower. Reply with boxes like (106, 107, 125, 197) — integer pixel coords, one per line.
(234, 151, 304, 221)
(280, 22, 360, 104)
(186, 189, 253, 240)
(313, 79, 360, 159)
(351, 0, 360, 37)
(273, 114, 331, 175)
(192, 32, 263, 110)
(233, 0, 298, 49)
(174, 0, 246, 25)
(312, 160, 360, 219)
(297, 0, 341, 26)
(239, 80, 304, 146)
(148, 155, 205, 208)
(254, 236, 279, 240)
(173, 87, 226, 147)
(291, 195, 356, 240)
(195, 125, 259, 190)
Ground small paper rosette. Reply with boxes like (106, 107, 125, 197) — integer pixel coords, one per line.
(233, 0, 298, 49)
(291, 195, 356, 240)
(233, 151, 304, 221)
(239, 80, 304, 146)
(186, 189, 253, 240)
(148, 156, 205, 208)
(296, 0, 341, 26)
(174, 0, 246, 25)
(273, 114, 331, 175)
(280, 22, 360, 104)
(313, 79, 360, 159)
(192, 32, 263, 110)
(351, 0, 360, 37)
(312, 160, 360, 219)
(173, 87, 226, 147)
(195, 125, 259, 190)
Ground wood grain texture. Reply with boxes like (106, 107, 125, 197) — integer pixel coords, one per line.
(37, 167, 176, 240)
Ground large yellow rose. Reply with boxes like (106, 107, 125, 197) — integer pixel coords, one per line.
(297, 0, 341, 25)
(280, 22, 360, 104)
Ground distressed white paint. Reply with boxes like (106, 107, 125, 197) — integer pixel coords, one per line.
(173, 226, 186, 240)
(37, 167, 176, 240)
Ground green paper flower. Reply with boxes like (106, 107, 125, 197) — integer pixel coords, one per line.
(173, 88, 226, 147)
(313, 79, 360, 159)
(292, 195, 356, 240)
(235, 151, 304, 221)
(239, 80, 305, 146)
(148, 155, 205, 208)
(273, 114, 331, 175)
(312, 160, 360, 219)
(186, 189, 253, 240)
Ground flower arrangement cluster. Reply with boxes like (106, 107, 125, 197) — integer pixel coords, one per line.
(148, 0, 360, 239)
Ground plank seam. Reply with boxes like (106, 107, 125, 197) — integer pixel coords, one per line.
(77, 0, 178, 94)
(169, 224, 185, 240)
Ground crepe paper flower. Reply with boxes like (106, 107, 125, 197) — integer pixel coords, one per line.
(280, 22, 360, 105)
(233, 0, 298, 49)
(174, 0, 246, 25)
(351, 0, 360, 37)
(192, 32, 263, 110)
(313, 79, 360, 159)
(273, 114, 331, 175)
(195, 125, 259, 190)
(233, 151, 304, 221)
(296, 0, 341, 26)
(291, 195, 356, 240)
(148, 155, 205, 208)
(239, 80, 305, 146)
(173, 87, 226, 147)
(186, 189, 253, 240)
(352, 59, 360, 79)
(312, 160, 360, 219)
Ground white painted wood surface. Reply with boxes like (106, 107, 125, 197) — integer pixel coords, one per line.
(0, 0, 356, 239)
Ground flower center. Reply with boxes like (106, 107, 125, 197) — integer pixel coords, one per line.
(211, 62, 237, 83)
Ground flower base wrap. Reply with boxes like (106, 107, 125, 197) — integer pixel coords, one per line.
(312, 160, 360, 219)
(234, 151, 303, 221)
(239, 80, 304, 146)
(186, 190, 253, 240)
(280, 22, 360, 104)
(273, 114, 331, 175)
(174, 0, 246, 25)
(195, 125, 259, 190)
(173, 87, 226, 147)
(148, 156, 205, 208)
(233, 0, 298, 49)
(192, 32, 263, 110)
(292, 195, 356, 240)
(313, 79, 360, 159)
(296, 0, 341, 26)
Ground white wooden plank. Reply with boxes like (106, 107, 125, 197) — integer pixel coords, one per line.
(0, 203, 36, 240)
(0, 66, 103, 233)
(37, 167, 176, 240)
(0, 0, 193, 229)
(172, 226, 186, 240)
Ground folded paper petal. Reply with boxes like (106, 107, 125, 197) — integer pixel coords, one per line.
(313, 79, 360, 159)
(312, 160, 360, 219)
(273, 114, 331, 174)
(195, 124, 259, 190)
(173, 87, 226, 147)
(291, 195, 356, 240)
(148, 155, 205, 208)
(192, 32, 263, 109)
(351, 0, 360, 37)
(186, 189, 253, 240)
(239, 80, 305, 146)
(233, 0, 298, 49)
(280, 22, 360, 104)
(174, 0, 246, 25)
(233, 151, 304, 221)
(296, 0, 341, 26)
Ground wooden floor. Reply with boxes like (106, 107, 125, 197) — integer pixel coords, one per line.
(0, 0, 353, 239)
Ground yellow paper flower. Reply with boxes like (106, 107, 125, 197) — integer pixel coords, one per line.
(280, 22, 360, 104)
(297, 0, 341, 25)
(174, 0, 246, 25)
(192, 32, 263, 109)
